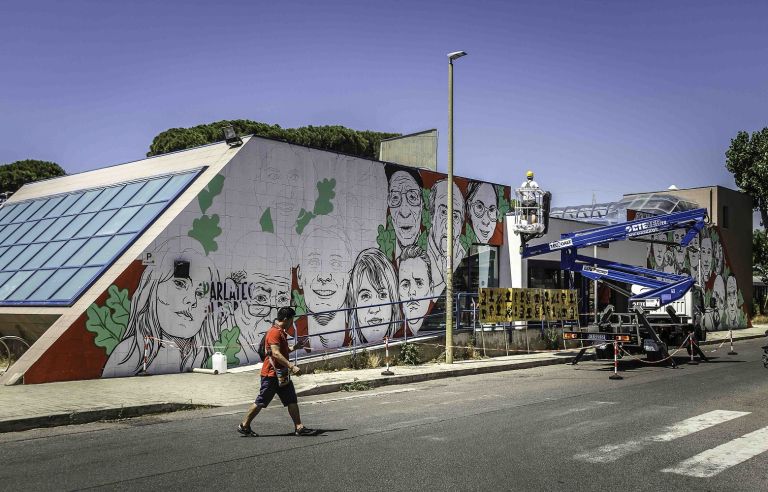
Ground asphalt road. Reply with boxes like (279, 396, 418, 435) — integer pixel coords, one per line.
(2, 338, 767, 491)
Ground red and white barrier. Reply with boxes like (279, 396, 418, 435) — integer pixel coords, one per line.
(609, 339, 623, 380)
(381, 336, 394, 376)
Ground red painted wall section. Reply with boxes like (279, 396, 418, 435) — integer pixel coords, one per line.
(24, 261, 145, 384)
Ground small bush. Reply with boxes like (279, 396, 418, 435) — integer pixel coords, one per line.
(341, 378, 373, 392)
(368, 353, 382, 368)
(398, 343, 422, 365)
(349, 349, 370, 370)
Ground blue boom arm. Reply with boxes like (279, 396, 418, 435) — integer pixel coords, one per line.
(521, 208, 708, 307)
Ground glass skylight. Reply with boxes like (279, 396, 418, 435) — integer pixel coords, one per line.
(0, 169, 201, 306)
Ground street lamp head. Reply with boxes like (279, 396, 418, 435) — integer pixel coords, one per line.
(447, 51, 467, 61)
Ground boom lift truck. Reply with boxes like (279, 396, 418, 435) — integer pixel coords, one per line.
(508, 186, 708, 365)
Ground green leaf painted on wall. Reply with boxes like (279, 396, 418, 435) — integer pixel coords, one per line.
(313, 178, 336, 215)
(296, 208, 314, 235)
(85, 285, 132, 355)
(417, 230, 428, 251)
(496, 185, 511, 221)
(460, 224, 478, 251)
(188, 214, 222, 255)
(376, 215, 396, 261)
(259, 208, 274, 233)
(205, 326, 241, 367)
(197, 174, 225, 214)
(292, 289, 307, 316)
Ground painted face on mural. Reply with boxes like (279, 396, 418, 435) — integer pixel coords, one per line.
(468, 182, 497, 244)
(430, 180, 465, 258)
(672, 229, 686, 268)
(258, 150, 312, 223)
(155, 261, 210, 339)
(241, 273, 291, 329)
(688, 235, 700, 279)
(700, 237, 713, 277)
(355, 273, 393, 340)
(726, 275, 738, 313)
(712, 275, 725, 310)
(713, 240, 723, 274)
(388, 171, 422, 248)
(298, 228, 350, 313)
(398, 256, 432, 333)
(651, 233, 667, 268)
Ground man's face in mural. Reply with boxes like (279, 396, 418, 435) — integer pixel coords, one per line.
(355, 273, 393, 340)
(398, 257, 431, 332)
(726, 275, 738, 313)
(672, 229, 686, 266)
(430, 180, 465, 257)
(689, 235, 700, 278)
(298, 229, 350, 313)
(714, 240, 723, 274)
(651, 233, 667, 268)
(388, 171, 422, 248)
(700, 237, 713, 276)
(469, 183, 497, 244)
(712, 275, 725, 310)
(259, 155, 310, 222)
(156, 265, 209, 339)
(240, 273, 291, 334)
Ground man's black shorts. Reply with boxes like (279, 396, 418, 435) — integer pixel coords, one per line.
(255, 376, 298, 407)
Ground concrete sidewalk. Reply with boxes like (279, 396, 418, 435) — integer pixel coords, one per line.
(1, 326, 764, 433)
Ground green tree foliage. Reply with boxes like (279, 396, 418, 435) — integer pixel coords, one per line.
(725, 128, 768, 227)
(0, 159, 66, 194)
(147, 120, 400, 160)
(754, 229, 768, 284)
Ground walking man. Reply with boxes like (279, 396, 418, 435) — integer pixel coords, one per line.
(238, 306, 314, 436)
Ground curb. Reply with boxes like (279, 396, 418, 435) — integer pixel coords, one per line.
(296, 355, 577, 397)
(0, 402, 207, 434)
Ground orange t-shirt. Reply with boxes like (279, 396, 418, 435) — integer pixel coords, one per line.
(260, 326, 289, 377)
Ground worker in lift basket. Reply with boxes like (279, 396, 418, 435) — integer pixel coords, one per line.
(520, 170, 540, 224)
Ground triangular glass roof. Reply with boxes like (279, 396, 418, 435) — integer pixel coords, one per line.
(0, 169, 201, 306)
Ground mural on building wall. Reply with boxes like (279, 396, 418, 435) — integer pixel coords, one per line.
(79, 140, 510, 377)
(646, 225, 748, 329)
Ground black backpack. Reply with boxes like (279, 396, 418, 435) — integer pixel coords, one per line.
(257, 332, 269, 361)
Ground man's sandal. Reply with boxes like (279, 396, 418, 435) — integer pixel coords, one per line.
(295, 427, 314, 436)
(237, 423, 258, 437)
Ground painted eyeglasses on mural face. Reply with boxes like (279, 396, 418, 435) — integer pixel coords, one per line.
(387, 189, 421, 208)
(245, 285, 291, 318)
(437, 204, 463, 224)
(471, 200, 498, 221)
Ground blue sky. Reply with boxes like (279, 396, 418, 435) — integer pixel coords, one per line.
(1, 0, 766, 213)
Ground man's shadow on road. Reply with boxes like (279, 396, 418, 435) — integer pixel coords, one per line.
(258, 428, 347, 437)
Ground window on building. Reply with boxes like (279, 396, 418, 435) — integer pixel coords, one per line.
(0, 169, 201, 306)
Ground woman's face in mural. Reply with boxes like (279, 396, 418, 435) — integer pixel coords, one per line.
(156, 264, 209, 339)
(688, 235, 700, 276)
(388, 171, 422, 248)
(469, 183, 497, 244)
(398, 257, 431, 332)
(726, 275, 738, 313)
(700, 237, 713, 276)
(299, 229, 350, 312)
(430, 180, 465, 257)
(355, 273, 393, 339)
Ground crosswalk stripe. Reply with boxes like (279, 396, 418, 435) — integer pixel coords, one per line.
(574, 410, 750, 463)
(661, 425, 768, 478)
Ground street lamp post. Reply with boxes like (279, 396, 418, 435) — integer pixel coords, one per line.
(446, 50, 467, 364)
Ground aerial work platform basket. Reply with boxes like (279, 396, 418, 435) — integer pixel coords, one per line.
(508, 187, 551, 241)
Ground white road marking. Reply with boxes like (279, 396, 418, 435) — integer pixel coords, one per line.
(304, 387, 418, 405)
(552, 401, 617, 417)
(661, 425, 768, 478)
(574, 410, 750, 463)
